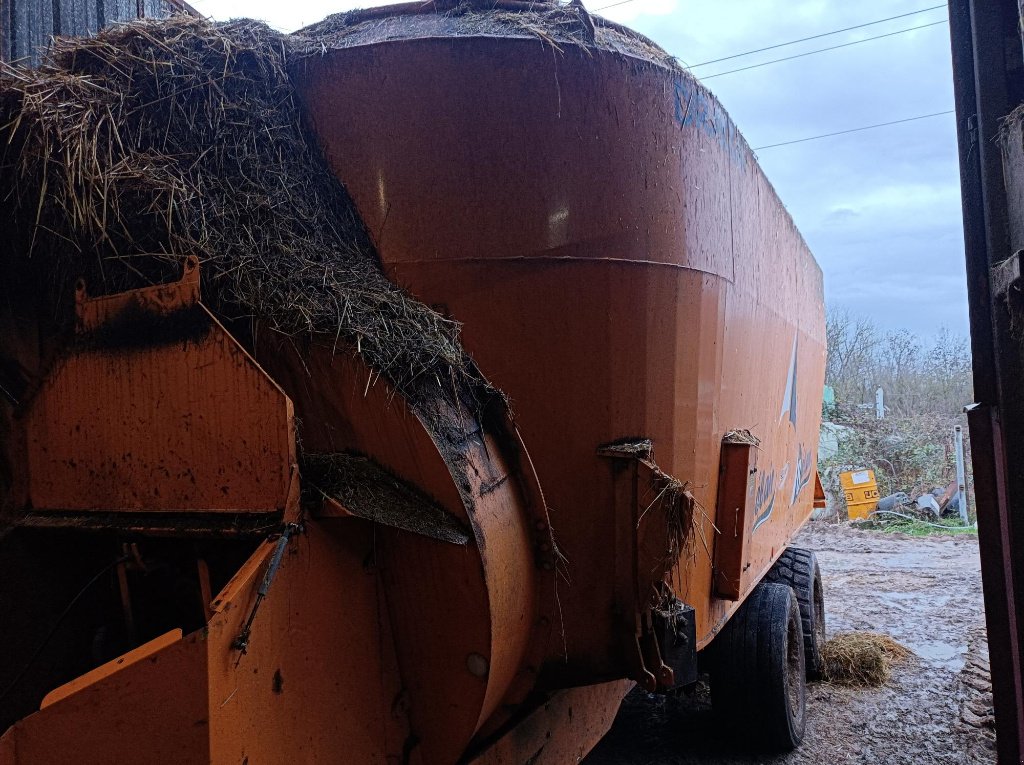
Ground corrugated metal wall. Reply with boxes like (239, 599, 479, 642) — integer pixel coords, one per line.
(1, 0, 191, 66)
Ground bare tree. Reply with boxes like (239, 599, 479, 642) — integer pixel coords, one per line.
(825, 308, 972, 418)
(821, 308, 975, 516)
(825, 307, 879, 406)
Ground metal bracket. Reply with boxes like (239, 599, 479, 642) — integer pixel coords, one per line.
(598, 439, 695, 692)
(651, 598, 697, 689)
(232, 522, 301, 658)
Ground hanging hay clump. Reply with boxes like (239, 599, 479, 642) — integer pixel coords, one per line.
(649, 470, 696, 565)
(821, 631, 914, 687)
(598, 439, 698, 567)
(0, 16, 484, 408)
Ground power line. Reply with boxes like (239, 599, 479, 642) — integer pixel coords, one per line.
(701, 19, 948, 80)
(752, 110, 955, 151)
(593, 0, 636, 10)
(689, 4, 947, 68)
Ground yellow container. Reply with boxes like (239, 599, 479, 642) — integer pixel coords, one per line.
(840, 468, 880, 520)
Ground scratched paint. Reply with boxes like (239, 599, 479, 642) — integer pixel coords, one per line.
(672, 75, 747, 166)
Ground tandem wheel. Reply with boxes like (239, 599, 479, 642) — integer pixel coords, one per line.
(765, 546, 826, 679)
(709, 581, 807, 752)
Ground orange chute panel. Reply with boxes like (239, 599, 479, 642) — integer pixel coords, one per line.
(0, 519, 412, 765)
(814, 471, 827, 510)
(18, 258, 296, 518)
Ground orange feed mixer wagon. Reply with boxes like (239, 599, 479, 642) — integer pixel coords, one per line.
(0, 5, 826, 763)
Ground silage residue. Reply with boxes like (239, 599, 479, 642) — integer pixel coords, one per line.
(0, 16, 486, 410)
(821, 631, 914, 687)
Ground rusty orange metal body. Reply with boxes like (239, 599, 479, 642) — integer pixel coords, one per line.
(16, 257, 298, 529)
(290, 11, 826, 686)
(0, 6, 825, 763)
(1, 257, 555, 763)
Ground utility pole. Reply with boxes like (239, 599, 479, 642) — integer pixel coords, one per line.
(954, 424, 969, 526)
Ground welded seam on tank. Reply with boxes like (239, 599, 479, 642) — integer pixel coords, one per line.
(390, 255, 736, 281)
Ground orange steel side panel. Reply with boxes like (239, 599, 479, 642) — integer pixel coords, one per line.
(20, 260, 296, 514)
(0, 518, 411, 765)
(469, 679, 633, 765)
(38, 629, 183, 709)
(75, 257, 201, 333)
(292, 31, 826, 684)
(0, 631, 210, 764)
(204, 519, 412, 764)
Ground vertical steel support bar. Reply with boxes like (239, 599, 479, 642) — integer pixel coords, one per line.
(949, 0, 1024, 760)
(954, 425, 969, 525)
(967, 404, 1024, 760)
(0, 0, 10, 63)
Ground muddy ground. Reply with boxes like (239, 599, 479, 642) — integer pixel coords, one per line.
(585, 522, 996, 765)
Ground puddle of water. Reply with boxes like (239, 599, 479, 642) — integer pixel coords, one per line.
(906, 639, 966, 671)
(878, 591, 919, 603)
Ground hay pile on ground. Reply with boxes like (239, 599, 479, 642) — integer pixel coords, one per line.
(821, 631, 914, 687)
(0, 16, 485, 409)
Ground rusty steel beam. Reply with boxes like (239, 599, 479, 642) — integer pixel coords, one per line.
(949, 0, 1024, 761)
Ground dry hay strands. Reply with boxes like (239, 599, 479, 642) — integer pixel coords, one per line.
(301, 452, 471, 545)
(722, 428, 760, 446)
(821, 631, 914, 687)
(644, 470, 697, 567)
(998, 102, 1024, 147)
(292, 0, 676, 71)
(597, 438, 653, 459)
(0, 15, 487, 410)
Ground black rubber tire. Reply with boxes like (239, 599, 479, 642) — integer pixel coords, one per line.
(710, 582, 807, 752)
(764, 546, 826, 679)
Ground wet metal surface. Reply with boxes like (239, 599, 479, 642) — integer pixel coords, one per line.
(292, 30, 826, 687)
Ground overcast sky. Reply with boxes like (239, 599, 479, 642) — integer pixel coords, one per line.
(189, 0, 967, 339)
